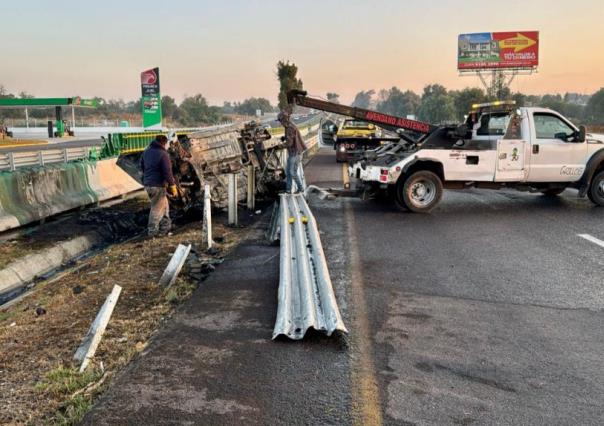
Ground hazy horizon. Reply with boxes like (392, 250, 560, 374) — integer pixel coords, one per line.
(1, 0, 603, 105)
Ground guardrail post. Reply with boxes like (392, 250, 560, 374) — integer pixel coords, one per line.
(228, 173, 238, 226)
(8, 153, 15, 171)
(62, 149, 68, 163)
(247, 165, 255, 210)
(38, 151, 44, 167)
(202, 184, 213, 249)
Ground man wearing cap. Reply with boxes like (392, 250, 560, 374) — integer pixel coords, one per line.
(278, 110, 306, 193)
(140, 135, 178, 236)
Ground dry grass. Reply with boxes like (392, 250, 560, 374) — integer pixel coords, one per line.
(0, 218, 246, 425)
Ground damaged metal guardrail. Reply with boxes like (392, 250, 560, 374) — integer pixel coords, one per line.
(273, 193, 347, 340)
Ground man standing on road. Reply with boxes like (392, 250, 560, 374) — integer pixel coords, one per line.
(278, 109, 306, 193)
(140, 135, 178, 236)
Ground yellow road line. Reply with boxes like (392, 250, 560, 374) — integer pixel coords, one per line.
(345, 201, 383, 426)
(0, 139, 49, 148)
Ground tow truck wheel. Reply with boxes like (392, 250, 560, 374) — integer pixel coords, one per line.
(587, 170, 604, 206)
(397, 170, 443, 213)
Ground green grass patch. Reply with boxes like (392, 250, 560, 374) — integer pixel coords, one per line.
(51, 394, 94, 426)
(0, 311, 13, 323)
(165, 288, 179, 304)
(36, 366, 102, 397)
(36, 366, 103, 425)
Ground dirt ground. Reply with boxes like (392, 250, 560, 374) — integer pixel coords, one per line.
(0, 210, 256, 425)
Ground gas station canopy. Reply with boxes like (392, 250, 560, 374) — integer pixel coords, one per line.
(0, 97, 97, 108)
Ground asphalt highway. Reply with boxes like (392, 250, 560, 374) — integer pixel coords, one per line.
(84, 148, 604, 425)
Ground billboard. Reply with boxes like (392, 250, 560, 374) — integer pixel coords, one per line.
(140, 67, 162, 128)
(458, 31, 539, 70)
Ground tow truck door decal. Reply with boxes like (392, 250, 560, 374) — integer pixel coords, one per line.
(495, 139, 526, 181)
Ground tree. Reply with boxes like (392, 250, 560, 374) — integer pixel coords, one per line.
(326, 92, 340, 104)
(417, 84, 456, 124)
(234, 97, 273, 116)
(375, 87, 420, 117)
(276, 61, 303, 110)
(451, 87, 486, 121)
(584, 88, 604, 124)
(179, 94, 220, 126)
(221, 101, 235, 114)
(351, 90, 375, 109)
(161, 96, 178, 119)
(511, 92, 527, 107)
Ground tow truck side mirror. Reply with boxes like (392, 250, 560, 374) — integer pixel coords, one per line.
(578, 125, 586, 142)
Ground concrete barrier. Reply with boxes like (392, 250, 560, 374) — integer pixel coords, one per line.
(0, 158, 142, 232)
(0, 233, 101, 297)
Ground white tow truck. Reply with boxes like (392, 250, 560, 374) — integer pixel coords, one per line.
(351, 102, 604, 212)
(287, 92, 604, 213)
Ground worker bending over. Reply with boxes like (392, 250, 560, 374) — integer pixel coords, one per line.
(278, 109, 306, 193)
(140, 135, 178, 236)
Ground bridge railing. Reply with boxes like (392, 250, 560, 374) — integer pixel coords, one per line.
(0, 146, 103, 171)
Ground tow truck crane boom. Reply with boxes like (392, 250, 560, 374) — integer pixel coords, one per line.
(287, 89, 437, 135)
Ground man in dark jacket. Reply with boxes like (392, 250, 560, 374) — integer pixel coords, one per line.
(278, 109, 306, 193)
(140, 135, 177, 236)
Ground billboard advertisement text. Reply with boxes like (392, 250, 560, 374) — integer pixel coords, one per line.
(458, 31, 539, 70)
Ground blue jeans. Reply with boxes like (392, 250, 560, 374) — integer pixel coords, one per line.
(286, 153, 305, 193)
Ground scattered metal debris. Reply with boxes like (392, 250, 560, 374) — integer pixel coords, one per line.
(304, 185, 336, 200)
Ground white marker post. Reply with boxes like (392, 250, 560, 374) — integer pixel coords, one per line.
(74, 285, 122, 372)
(203, 184, 213, 249)
(158, 244, 192, 288)
(228, 173, 238, 226)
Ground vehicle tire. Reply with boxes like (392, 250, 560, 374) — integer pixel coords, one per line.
(541, 188, 565, 196)
(587, 170, 604, 206)
(397, 170, 443, 213)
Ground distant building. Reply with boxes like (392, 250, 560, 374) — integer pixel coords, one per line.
(459, 38, 499, 59)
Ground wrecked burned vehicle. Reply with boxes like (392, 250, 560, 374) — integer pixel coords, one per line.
(117, 122, 287, 214)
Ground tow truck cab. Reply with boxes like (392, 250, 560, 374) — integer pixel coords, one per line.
(352, 102, 604, 212)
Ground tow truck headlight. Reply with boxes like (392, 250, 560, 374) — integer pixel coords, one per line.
(339, 145, 346, 152)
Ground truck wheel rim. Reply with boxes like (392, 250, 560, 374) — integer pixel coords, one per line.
(409, 180, 436, 207)
(598, 180, 604, 196)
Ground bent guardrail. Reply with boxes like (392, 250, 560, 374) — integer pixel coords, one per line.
(273, 193, 347, 340)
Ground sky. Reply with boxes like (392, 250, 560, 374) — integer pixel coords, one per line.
(1, 0, 603, 105)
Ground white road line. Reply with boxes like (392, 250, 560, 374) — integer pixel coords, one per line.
(578, 234, 604, 249)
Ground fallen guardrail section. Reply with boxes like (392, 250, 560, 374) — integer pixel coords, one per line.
(273, 193, 347, 340)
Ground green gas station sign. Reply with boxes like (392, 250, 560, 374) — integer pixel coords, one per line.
(140, 67, 162, 128)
